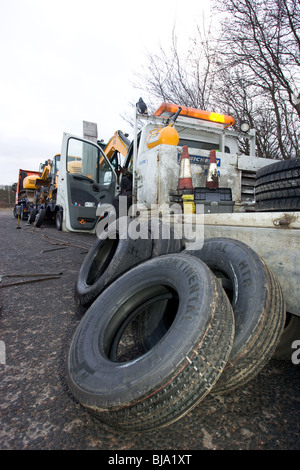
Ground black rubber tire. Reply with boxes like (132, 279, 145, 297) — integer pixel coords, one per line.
(256, 158, 300, 182)
(112, 193, 132, 218)
(55, 210, 62, 231)
(255, 197, 300, 211)
(34, 208, 46, 227)
(67, 254, 234, 432)
(75, 217, 153, 307)
(13, 205, 18, 218)
(28, 208, 37, 224)
(255, 158, 300, 211)
(137, 294, 179, 352)
(147, 218, 182, 257)
(255, 180, 300, 199)
(273, 313, 300, 360)
(181, 238, 286, 394)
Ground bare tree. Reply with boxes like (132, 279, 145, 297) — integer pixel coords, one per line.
(214, 0, 300, 159)
(215, 0, 300, 108)
(131, 0, 300, 159)
(134, 23, 219, 111)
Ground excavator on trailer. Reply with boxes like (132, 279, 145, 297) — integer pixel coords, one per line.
(100, 130, 130, 183)
(12, 169, 40, 220)
(26, 154, 61, 228)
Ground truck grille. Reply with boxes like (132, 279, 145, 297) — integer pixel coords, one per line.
(241, 170, 256, 203)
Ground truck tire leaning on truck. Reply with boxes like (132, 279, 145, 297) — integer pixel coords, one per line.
(74, 216, 153, 308)
(255, 158, 300, 211)
(67, 254, 235, 432)
(181, 238, 286, 394)
(138, 238, 286, 393)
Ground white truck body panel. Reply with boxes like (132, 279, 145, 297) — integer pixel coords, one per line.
(136, 143, 271, 209)
(134, 120, 270, 211)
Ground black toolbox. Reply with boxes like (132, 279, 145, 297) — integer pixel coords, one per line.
(194, 187, 235, 213)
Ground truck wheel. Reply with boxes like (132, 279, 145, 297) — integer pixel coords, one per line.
(13, 205, 18, 218)
(67, 254, 234, 432)
(21, 204, 28, 220)
(273, 313, 300, 360)
(75, 217, 152, 307)
(55, 210, 62, 231)
(255, 158, 300, 211)
(34, 208, 46, 227)
(181, 238, 286, 394)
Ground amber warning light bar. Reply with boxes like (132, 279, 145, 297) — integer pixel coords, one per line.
(154, 102, 235, 128)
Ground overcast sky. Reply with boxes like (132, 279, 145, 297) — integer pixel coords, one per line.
(0, 0, 211, 185)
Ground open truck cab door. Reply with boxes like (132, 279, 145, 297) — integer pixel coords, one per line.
(57, 133, 117, 233)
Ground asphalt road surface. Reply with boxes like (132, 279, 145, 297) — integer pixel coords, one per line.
(0, 210, 299, 451)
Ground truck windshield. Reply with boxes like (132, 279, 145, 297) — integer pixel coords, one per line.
(178, 138, 230, 153)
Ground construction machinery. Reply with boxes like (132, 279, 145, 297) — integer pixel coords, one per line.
(99, 130, 130, 184)
(21, 135, 118, 232)
(102, 130, 130, 164)
(12, 169, 40, 220)
(26, 154, 62, 227)
(14, 131, 128, 230)
(27, 153, 87, 228)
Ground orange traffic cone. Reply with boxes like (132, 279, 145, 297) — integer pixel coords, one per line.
(177, 146, 193, 191)
(206, 150, 219, 189)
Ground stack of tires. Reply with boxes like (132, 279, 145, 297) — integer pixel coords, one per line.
(66, 217, 286, 432)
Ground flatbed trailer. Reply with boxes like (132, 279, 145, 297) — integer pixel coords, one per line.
(132, 208, 300, 319)
(202, 212, 299, 317)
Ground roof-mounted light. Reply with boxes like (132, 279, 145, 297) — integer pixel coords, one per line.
(240, 120, 250, 133)
(136, 97, 148, 115)
(154, 102, 235, 127)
